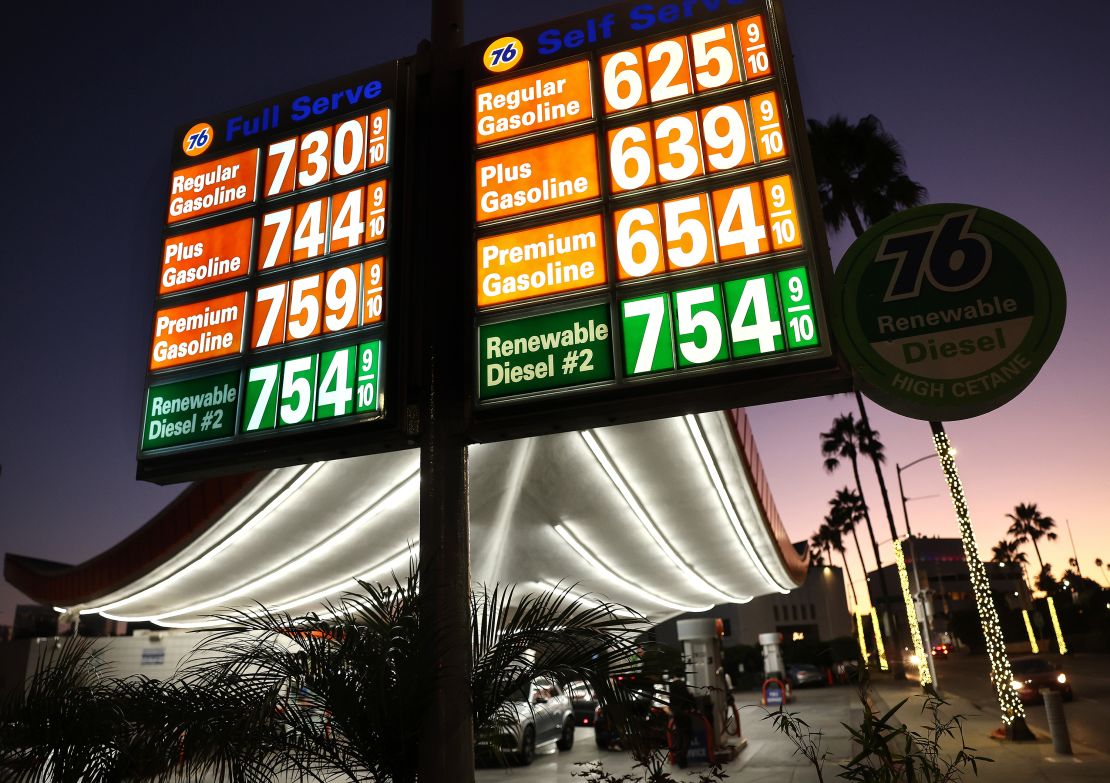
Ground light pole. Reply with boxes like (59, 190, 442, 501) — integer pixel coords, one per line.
(896, 452, 943, 689)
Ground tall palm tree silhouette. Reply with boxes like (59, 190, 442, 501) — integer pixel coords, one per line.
(806, 114, 927, 239)
(1006, 502, 1058, 574)
(809, 114, 927, 679)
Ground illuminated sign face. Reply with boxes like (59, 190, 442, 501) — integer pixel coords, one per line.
(469, 0, 835, 414)
(140, 63, 400, 468)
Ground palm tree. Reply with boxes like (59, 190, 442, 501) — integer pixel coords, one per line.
(1095, 557, 1109, 586)
(806, 114, 927, 239)
(990, 538, 1029, 569)
(1006, 502, 1058, 574)
(829, 488, 871, 593)
(821, 415, 906, 677)
(821, 510, 860, 607)
(136, 560, 651, 782)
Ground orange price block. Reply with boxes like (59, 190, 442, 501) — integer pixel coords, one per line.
(600, 47, 648, 114)
(475, 134, 600, 223)
(362, 258, 385, 324)
(160, 218, 252, 295)
(365, 181, 388, 244)
(762, 175, 803, 251)
(645, 36, 693, 103)
(662, 193, 714, 270)
(297, 126, 334, 188)
(712, 182, 769, 261)
(614, 203, 665, 280)
(331, 116, 367, 179)
(367, 109, 391, 169)
(285, 273, 324, 342)
(251, 282, 288, 349)
(167, 149, 258, 224)
(150, 291, 247, 370)
(608, 122, 656, 194)
(751, 91, 787, 162)
(475, 59, 593, 145)
(738, 15, 773, 80)
(477, 213, 606, 307)
(291, 197, 328, 262)
(323, 263, 361, 333)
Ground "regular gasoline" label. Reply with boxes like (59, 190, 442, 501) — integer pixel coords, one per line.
(142, 370, 239, 450)
(478, 303, 613, 399)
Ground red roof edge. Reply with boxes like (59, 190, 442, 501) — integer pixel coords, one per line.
(727, 409, 809, 587)
(5, 471, 265, 607)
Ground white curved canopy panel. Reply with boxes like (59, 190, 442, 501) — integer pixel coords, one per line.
(16, 412, 804, 627)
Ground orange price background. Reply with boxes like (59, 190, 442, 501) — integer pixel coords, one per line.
(150, 291, 247, 370)
(476, 134, 600, 223)
(475, 60, 593, 145)
(160, 218, 253, 295)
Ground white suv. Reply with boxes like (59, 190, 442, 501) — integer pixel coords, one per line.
(489, 677, 576, 765)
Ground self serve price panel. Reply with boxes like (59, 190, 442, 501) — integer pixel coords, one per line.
(139, 61, 406, 480)
(469, 0, 839, 433)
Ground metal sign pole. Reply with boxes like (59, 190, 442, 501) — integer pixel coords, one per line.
(418, 0, 473, 780)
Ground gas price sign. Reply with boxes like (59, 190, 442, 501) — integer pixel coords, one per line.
(468, 0, 844, 435)
(138, 61, 407, 481)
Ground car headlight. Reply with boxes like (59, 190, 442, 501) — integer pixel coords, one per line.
(1011, 680, 1024, 691)
(1057, 673, 1067, 684)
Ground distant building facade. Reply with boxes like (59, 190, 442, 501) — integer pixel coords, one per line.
(868, 536, 1027, 648)
(654, 564, 853, 648)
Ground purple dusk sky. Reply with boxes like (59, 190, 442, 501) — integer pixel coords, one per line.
(2, 1, 1108, 625)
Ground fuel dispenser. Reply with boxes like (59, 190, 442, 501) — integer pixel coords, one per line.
(676, 618, 742, 756)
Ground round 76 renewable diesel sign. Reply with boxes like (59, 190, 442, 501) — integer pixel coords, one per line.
(833, 204, 1066, 421)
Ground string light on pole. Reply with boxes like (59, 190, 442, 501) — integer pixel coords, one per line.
(1022, 609, 1040, 654)
(894, 538, 930, 685)
(856, 610, 870, 666)
(869, 607, 889, 671)
(931, 422, 1032, 738)
(1047, 596, 1068, 654)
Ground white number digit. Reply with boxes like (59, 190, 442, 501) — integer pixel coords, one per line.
(329, 189, 365, 250)
(654, 114, 701, 182)
(332, 119, 365, 177)
(610, 126, 653, 191)
(717, 186, 767, 256)
(261, 209, 291, 269)
(675, 287, 723, 364)
(298, 129, 330, 187)
(265, 138, 297, 196)
(280, 357, 314, 424)
(624, 297, 666, 374)
(730, 278, 782, 353)
(318, 351, 353, 417)
(616, 207, 661, 278)
(245, 364, 279, 431)
(702, 104, 747, 170)
(287, 275, 321, 340)
(647, 39, 690, 102)
(253, 283, 287, 348)
(747, 50, 770, 74)
(293, 200, 327, 260)
(663, 196, 709, 268)
(603, 50, 644, 111)
(325, 266, 358, 332)
(690, 26, 734, 89)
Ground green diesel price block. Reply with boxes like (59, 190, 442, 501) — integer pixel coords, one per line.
(355, 340, 382, 413)
(621, 294, 674, 375)
(479, 303, 614, 399)
(142, 370, 239, 450)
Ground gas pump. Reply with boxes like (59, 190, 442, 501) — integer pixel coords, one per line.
(759, 631, 791, 706)
(676, 618, 736, 755)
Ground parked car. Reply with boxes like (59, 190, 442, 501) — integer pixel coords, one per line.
(568, 680, 599, 727)
(477, 677, 576, 765)
(787, 663, 825, 687)
(1010, 657, 1072, 702)
(593, 678, 670, 750)
(931, 643, 950, 659)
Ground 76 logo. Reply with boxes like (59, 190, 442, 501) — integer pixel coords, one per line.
(876, 210, 992, 302)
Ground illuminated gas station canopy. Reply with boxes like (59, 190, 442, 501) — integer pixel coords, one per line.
(13, 411, 806, 626)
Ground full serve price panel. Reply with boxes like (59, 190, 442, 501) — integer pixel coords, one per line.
(470, 0, 836, 423)
(139, 61, 402, 470)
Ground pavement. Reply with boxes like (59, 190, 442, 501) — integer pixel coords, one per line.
(870, 664, 1110, 783)
(475, 666, 1110, 783)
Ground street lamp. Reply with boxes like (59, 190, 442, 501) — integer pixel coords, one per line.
(896, 451, 952, 690)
